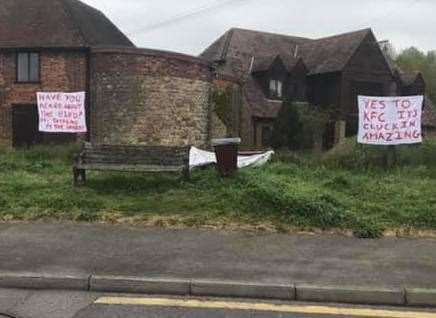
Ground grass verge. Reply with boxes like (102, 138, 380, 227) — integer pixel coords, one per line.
(1, 140, 436, 238)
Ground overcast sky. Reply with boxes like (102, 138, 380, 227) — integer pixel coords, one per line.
(83, 0, 435, 56)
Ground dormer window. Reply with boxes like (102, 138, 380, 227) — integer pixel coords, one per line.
(269, 79, 282, 99)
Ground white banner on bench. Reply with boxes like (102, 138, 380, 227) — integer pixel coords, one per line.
(189, 147, 274, 169)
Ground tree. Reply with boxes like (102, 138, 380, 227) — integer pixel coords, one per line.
(396, 47, 436, 105)
(271, 100, 303, 150)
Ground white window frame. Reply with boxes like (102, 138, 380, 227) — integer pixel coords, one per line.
(269, 79, 283, 98)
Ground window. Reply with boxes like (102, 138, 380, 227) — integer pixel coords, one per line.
(269, 79, 282, 99)
(17, 52, 40, 83)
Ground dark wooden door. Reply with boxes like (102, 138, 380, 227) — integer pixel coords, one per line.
(12, 104, 42, 147)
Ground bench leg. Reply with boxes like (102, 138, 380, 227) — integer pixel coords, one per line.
(73, 167, 86, 186)
(182, 168, 191, 181)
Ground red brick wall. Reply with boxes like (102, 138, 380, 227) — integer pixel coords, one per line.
(0, 49, 88, 147)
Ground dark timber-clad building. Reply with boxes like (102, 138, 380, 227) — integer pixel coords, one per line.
(202, 28, 431, 149)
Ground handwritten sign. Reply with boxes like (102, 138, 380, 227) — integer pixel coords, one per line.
(37, 92, 87, 133)
(358, 95, 423, 145)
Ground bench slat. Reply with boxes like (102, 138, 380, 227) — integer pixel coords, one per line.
(81, 156, 185, 165)
(75, 164, 186, 172)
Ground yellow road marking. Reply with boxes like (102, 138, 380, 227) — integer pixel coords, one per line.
(95, 296, 436, 318)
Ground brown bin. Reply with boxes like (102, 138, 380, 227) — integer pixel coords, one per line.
(212, 138, 241, 177)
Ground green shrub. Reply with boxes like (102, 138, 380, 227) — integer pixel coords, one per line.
(352, 218, 385, 239)
(271, 101, 329, 151)
(271, 100, 303, 150)
(323, 137, 436, 170)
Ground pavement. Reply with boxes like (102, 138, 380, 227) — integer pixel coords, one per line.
(0, 222, 436, 307)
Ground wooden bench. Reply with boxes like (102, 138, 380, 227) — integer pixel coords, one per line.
(73, 143, 191, 186)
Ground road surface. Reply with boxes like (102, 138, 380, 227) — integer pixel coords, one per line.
(2, 288, 436, 318)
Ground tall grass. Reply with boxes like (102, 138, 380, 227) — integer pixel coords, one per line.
(1, 140, 436, 238)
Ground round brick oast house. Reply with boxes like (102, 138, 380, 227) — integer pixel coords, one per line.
(90, 47, 214, 147)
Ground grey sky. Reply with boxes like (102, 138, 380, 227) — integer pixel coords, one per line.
(83, 0, 435, 55)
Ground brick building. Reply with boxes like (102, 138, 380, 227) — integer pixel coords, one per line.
(0, 0, 133, 147)
(0, 0, 222, 149)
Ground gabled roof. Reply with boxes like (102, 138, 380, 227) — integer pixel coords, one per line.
(0, 0, 134, 48)
(251, 55, 304, 73)
(394, 69, 425, 87)
(251, 55, 279, 73)
(201, 28, 308, 78)
(201, 27, 375, 77)
(298, 29, 371, 74)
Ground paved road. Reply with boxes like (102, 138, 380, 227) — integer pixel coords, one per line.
(0, 288, 96, 318)
(2, 288, 436, 318)
(1, 223, 436, 288)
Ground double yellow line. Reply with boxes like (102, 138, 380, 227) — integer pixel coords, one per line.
(95, 296, 436, 318)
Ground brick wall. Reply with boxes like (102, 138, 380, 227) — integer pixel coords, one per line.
(0, 49, 87, 147)
(90, 48, 213, 148)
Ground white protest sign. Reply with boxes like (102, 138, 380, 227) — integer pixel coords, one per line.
(37, 92, 87, 133)
(358, 95, 423, 145)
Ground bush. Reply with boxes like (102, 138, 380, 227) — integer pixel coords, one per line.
(271, 100, 303, 150)
(271, 101, 330, 151)
(352, 218, 385, 239)
(322, 137, 436, 170)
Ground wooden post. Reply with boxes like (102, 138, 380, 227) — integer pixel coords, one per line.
(182, 167, 191, 181)
(385, 145, 397, 168)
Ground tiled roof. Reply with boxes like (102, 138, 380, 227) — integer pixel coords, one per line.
(298, 29, 371, 74)
(396, 70, 423, 86)
(201, 27, 373, 77)
(251, 55, 301, 73)
(0, 0, 134, 48)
